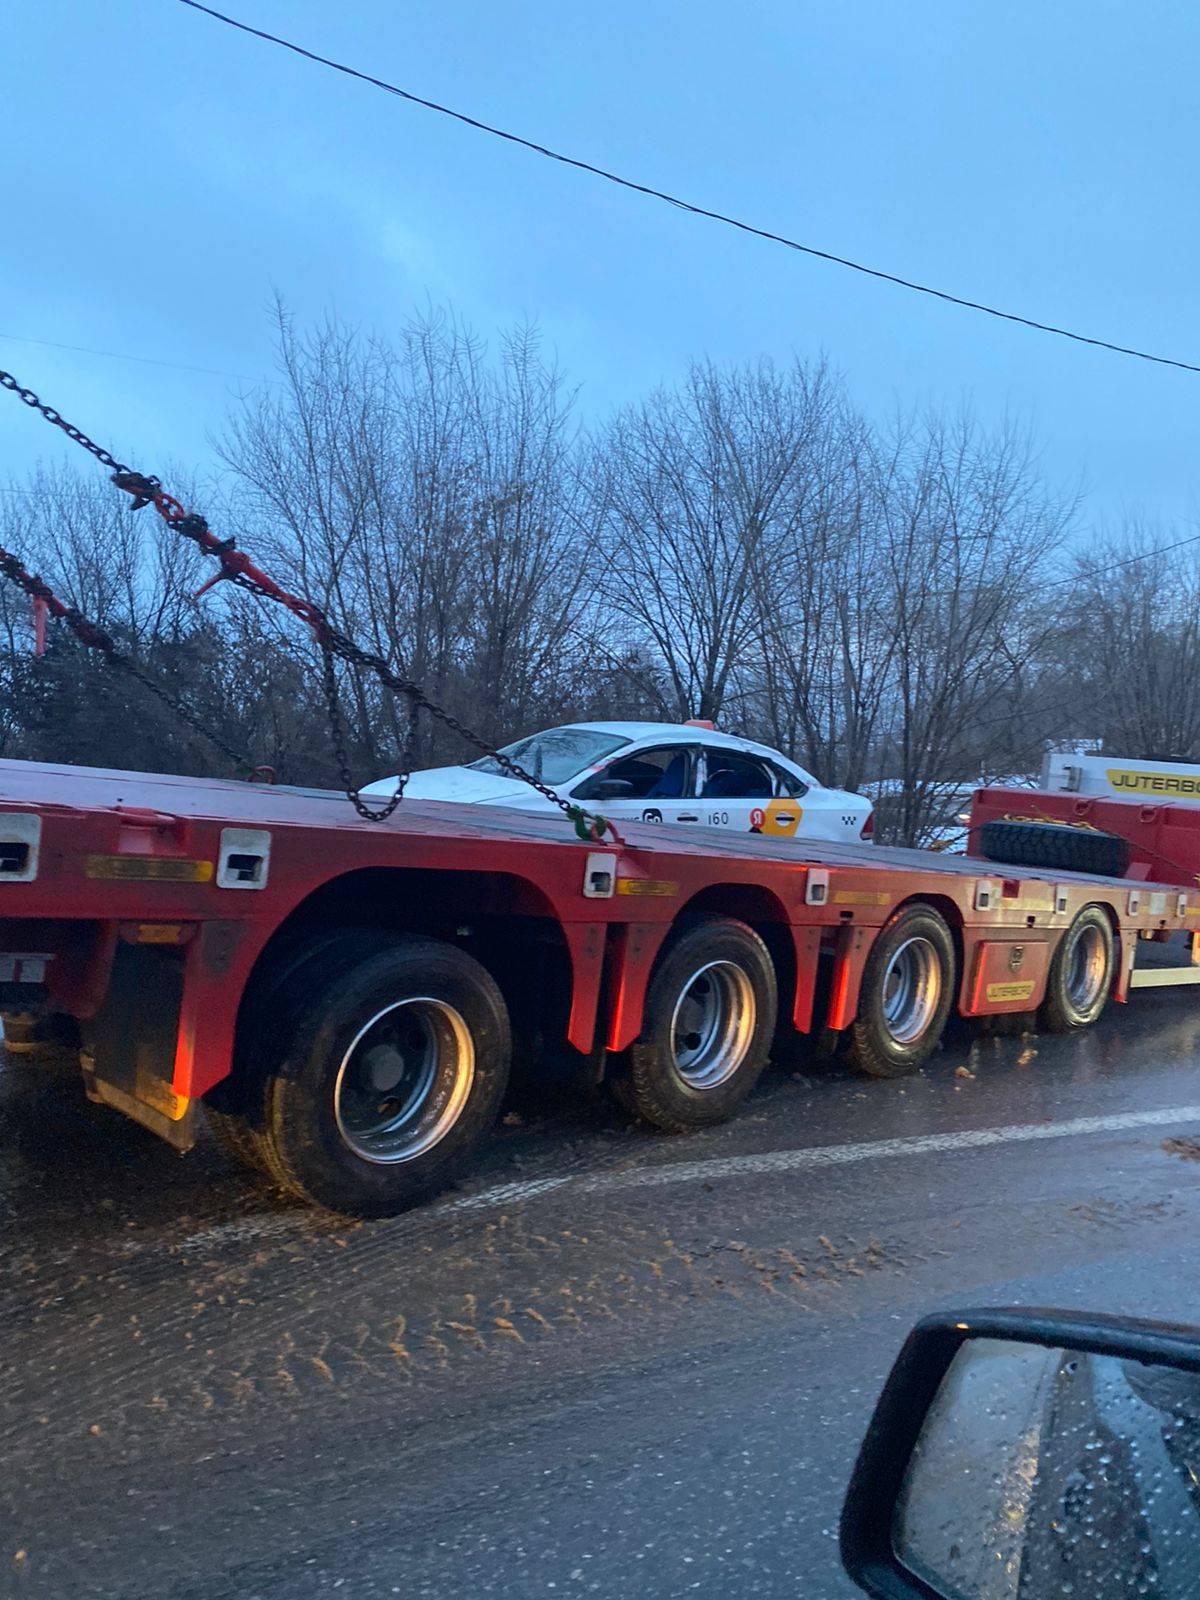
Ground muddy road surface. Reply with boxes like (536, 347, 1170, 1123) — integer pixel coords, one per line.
(4, 991, 1200, 1598)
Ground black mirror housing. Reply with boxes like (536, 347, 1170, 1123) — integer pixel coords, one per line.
(841, 1308, 1200, 1600)
(576, 777, 635, 801)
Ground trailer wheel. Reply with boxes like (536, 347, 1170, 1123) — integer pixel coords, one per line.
(979, 819, 1132, 879)
(204, 1103, 271, 1173)
(203, 928, 390, 1177)
(616, 917, 777, 1132)
(849, 906, 956, 1078)
(261, 932, 510, 1217)
(1039, 906, 1114, 1033)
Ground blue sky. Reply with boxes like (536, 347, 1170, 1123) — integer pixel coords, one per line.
(3, 0, 1197, 531)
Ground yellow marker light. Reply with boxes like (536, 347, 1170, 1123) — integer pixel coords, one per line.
(85, 857, 214, 884)
(616, 879, 680, 897)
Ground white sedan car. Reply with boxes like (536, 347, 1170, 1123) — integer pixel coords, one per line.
(365, 721, 874, 845)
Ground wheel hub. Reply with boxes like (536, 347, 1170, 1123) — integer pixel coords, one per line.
(334, 997, 474, 1164)
(669, 960, 756, 1090)
(1065, 923, 1107, 1011)
(882, 936, 941, 1046)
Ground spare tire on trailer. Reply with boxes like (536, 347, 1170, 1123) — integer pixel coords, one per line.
(978, 820, 1132, 879)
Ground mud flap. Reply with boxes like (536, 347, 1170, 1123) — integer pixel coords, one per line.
(79, 942, 197, 1150)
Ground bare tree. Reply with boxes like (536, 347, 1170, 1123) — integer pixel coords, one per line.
(0, 309, 1094, 822)
(1055, 524, 1200, 759)
(867, 411, 1075, 843)
(597, 359, 838, 723)
(220, 304, 596, 771)
(742, 401, 894, 789)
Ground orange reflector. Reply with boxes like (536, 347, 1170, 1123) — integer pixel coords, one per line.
(86, 857, 214, 883)
(616, 878, 679, 897)
(135, 923, 186, 944)
(134, 1073, 191, 1121)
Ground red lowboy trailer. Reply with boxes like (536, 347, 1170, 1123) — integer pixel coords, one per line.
(2, 753, 1197, 1216)
(2, 370, 1194, 1218)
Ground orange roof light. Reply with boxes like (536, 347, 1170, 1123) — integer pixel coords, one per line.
(685, 719, 716, 730)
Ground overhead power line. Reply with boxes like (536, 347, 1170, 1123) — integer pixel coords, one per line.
(178, 0, 1200, 378)
(0, 330, 267, 386)
(1043, 528, 1200, 588)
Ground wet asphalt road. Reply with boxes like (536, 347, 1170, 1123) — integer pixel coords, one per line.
(5, 991, 1200, 1600)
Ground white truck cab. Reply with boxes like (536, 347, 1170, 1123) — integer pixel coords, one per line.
(1042, 750, 1200, 801)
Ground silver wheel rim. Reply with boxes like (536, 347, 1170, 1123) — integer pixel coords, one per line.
(333, 997, 474, 1164)
(1065, 922, 1108, 1012)
(882, 936, 942, 1045)
(670, 959, 756, 1089)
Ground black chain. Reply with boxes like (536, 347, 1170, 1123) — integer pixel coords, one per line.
(0, 550, 251, 772)
(105, 653, 252, 772)
(203, 572, 592, 826)
(0, 372, 133, 476)
(0, 369, 612, 839)
(319, 643, 407, 821)
(315, 619, 591, 824)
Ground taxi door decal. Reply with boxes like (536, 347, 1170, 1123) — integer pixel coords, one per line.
(750, 800, 802, 837)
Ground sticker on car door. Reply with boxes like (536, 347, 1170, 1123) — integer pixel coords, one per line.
(750, 800, 802, 837)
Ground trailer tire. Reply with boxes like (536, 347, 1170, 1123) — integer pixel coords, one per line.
(204, 1103, 271, 1173)
(849, 906, 956, 1078)
(261, 932, 510, 1217)
(615, 917, 777, 1132)
(203, 928, 386, 1177)
(979, 819, 1132, 879)
(1039, 906, 1114, 1033)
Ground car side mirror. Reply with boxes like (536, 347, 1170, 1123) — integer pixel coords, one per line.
(841, 1308, 1200, 1600)
(575, 777, 635, 801)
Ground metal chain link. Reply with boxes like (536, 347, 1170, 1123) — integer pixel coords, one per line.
(0, 368, 615, 839)
(0, 548, 252, 773)
(319, 643, 407, 822)
(103, 654, 253, 772)
(156, 509, 605, 829)
(0, 372, 133, 476)
(316, 619, 587, 820)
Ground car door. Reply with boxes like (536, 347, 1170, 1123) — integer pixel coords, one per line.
(569, 744, 701, 828)
(695, 749, 779, 836)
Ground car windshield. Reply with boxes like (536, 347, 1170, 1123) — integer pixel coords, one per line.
(467, 728, 631, 783)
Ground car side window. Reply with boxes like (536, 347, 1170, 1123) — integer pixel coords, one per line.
(700, 752, 774, 800)
(573, 746, 694, 801)
(770, 764, 809, 799)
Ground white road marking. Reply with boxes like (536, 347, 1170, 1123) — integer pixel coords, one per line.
(447, 1104, 1200, 1215)
(169, 1213, 335, 1254)
(447, 1176, 572, 1211)
(173, 1104, 1200, 1248)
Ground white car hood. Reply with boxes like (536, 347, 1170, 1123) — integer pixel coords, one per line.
(362, 765, 534, 806)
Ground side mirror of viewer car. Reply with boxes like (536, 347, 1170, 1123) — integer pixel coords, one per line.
(841, 1308, 1200, 1600)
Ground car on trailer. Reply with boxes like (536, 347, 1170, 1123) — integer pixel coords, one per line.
(364, 720, 875, 845)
